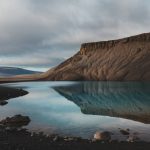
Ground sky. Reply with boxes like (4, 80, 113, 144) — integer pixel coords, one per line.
(0, 0, 150, 71)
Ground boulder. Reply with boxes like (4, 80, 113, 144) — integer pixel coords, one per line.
(93, 131, 111, 141)
(0, 115, 30, 127)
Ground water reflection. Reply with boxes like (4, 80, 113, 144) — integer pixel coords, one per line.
(0, 82, 150, 140)
(54, 82, 150, 124)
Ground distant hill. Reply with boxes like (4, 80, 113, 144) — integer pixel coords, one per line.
(0, 67, 42, 77)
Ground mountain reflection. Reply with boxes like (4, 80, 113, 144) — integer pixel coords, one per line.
(54, 82, 150, 124)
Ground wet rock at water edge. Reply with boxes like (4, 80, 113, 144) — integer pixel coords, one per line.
(63, 136, 82, 142)
(120, 129, 130, 135)
(127, 135, 140, 142)
(93, 131, 111, 141)
(0, 114, 30, 128)
(52, 136, 63, 142)
(0, 100, 8, 106)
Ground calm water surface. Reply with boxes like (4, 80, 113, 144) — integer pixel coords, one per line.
(0, 81, 150, 141)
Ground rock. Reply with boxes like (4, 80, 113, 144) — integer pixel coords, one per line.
(53, 136, 59, 142)
(93, 131, 111, 141)
(120, 129, 130, 135)
(64, 136, 82, 142)
(64, 137, 74, 142)
(0, 87, 28, 107)
(0, 115, 30, 127)
(0, 101, 8, 106)
(127, 135, 140, 142)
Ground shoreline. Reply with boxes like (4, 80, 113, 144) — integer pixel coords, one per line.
(0, 115, 149, 150)
(0, 114, 149, 150)
(0, 126, 150, 150)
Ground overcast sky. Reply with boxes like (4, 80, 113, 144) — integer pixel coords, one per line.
(0, 0, 150, 71)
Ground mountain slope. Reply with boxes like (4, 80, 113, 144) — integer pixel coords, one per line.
(44, 32, 150, 81)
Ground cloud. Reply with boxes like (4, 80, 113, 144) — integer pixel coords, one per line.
(0, 0, 150, 70)
(0, 55, 65, 68)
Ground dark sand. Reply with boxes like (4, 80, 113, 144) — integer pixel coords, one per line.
(0, 126, 149, 150)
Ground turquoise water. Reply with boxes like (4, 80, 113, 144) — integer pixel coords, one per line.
(0, 81, 150, 141)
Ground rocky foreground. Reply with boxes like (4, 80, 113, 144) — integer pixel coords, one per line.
(0, 115, 150, 150)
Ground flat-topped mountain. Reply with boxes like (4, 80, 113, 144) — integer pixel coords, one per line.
(43, 32, 150, 81)
(0, 32, 150, 82)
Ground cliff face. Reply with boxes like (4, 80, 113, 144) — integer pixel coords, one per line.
(80, 32, 150, 54)
(44, 33, 150, 81)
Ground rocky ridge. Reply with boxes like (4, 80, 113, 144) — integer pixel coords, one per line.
(43, 33, 150, 81)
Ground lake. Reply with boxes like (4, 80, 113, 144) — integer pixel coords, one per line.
(0, 81, 150, 142)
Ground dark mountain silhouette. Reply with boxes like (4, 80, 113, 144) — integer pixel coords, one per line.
(0, 67, 41, 77)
